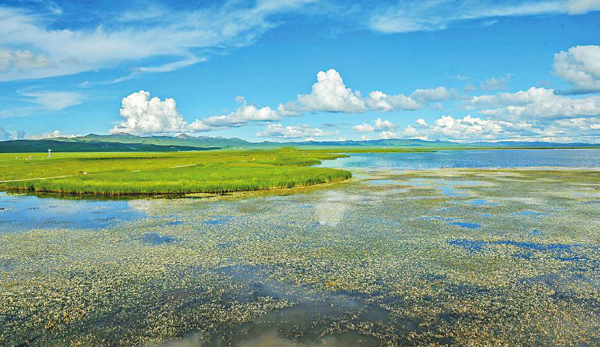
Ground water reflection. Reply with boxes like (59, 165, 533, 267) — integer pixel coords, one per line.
(0, 192, 144, 232)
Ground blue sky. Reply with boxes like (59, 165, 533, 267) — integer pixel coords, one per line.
(1, 0, 600, 142)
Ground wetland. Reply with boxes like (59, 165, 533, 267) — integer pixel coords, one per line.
(1, 149, 600, 346)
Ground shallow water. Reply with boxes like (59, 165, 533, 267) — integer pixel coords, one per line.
(1, 150, 600, 346)
(0, 192, 144, 232)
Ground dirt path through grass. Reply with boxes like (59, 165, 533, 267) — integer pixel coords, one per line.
(0, 174, 76, 183)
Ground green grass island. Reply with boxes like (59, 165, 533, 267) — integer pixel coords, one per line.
(0, 149, 354, 197)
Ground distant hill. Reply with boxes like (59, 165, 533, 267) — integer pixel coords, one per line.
(0, 139, 216, 153)
(75, 133, 252, 148)
(0, 134, 598, 153)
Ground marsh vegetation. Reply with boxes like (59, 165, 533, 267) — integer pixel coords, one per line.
(0, 149, 351, 196)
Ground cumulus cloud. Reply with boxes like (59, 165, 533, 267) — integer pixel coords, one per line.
(110, 91, 282, 135)
(369, 0, 599, 34)
(111, 90, 188, 135)
(201, 97, 279, 127)
(256, 123, 333, 139)
(279, 69, 424, 115)
(0, 129, 26, 140)
(379, 130, 399, 139)
(291, 69, 368, 113)
(415, 118, 428, 127)
(353, 123, 375, 132)
(353, 117, 396, 132)
(397, 113, 600, 143)
(470, 87, 600, 119)
(29, 130, 76, 140)
(366, 90, 421, 111)
(400, 115, 537, 142)
(553, 45, 600, 92)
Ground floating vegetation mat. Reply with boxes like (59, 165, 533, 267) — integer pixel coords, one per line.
(1, 168, 600, 346)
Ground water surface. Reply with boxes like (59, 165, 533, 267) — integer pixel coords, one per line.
(319, 149, 600, 170)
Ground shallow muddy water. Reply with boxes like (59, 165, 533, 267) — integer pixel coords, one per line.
(1, 150, 600, 346)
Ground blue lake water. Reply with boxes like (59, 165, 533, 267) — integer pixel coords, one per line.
(319, 149, 600, 170)
(0, 192, 144, 232)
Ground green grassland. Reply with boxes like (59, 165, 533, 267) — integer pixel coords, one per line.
(0, 149, 352, 196)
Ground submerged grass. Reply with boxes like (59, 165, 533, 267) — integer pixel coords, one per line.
(0, 149, 352, 196)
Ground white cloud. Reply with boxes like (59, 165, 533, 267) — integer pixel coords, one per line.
(397, 114, 600, 143)
(111, 56, 207, 83)
(353, 123, 375, 132)
(403, 125, 418, 137)
(379, 130, 399, 139)
(0, 126, 11, 140)
(553, 45, 600, 92)
(480, 75, 512, 90)
(471, 87, 600, 119)
(187, 120, 212, 132)
(374, 117, 396, 130)
(279, 69, 423, 115)
(0, 48, 55, 72)
(201, 97, 279, 127)
(0, 1, 314, 81)
(369, 1, 566, 34)
(292, 69, 368, 113)
(256, 123, 333, 139)
(415, 118, 428, 127)
(29, 129, 77, 140)
(18, 90, 84, 111)
(110, 90, 188, 135)
(411, 86, 458, 102)
(366, 90, 421, 111)
(110, 91, 281, 135)
(354, 117, 397, 132)
(0, 89, 84, 119)
(369, 1, 599, 34)
(403, 115, 536, 142)
(566, 0, 600, 13)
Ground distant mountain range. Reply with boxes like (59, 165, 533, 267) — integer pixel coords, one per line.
(0, 133, 598, 153)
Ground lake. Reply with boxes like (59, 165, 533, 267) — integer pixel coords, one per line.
(1, 149, 600, 346)
(319, 148, 600, 170)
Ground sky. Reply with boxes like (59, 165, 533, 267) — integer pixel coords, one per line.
(1, 0, 600, 143)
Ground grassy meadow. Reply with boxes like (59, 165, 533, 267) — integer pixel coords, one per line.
(0, 149, 352, 196)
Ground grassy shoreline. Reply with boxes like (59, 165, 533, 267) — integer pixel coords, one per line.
(0, 149, 352, 196)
